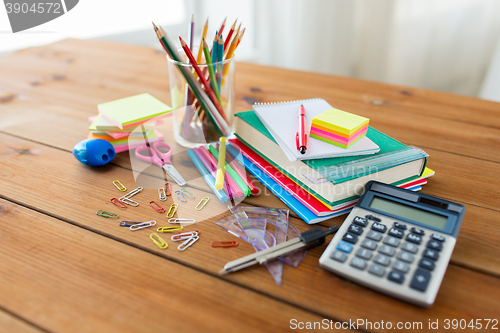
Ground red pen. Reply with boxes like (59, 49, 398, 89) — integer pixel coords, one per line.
(296, 104, 308, 154)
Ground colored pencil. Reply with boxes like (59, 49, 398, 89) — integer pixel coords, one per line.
(217, 35, 223, 92)
(183, 14, 195, 137)
(179, 37, 227, 122)
(202, 38, 221, 103)
(211, 33, 218, 75)
(236, 28, 245, 47)
(218, 17, 227, 37)
(224, 19, 237, 51)
(196, 17, 209, 65)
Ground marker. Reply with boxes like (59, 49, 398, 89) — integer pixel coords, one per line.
(296, 104, 308, 154)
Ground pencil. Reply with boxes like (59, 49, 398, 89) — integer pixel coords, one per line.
(196, 17, 209, 65)
(215, 137, 226, 191)
(218, 16, 227, 37)
(179, 37, 227, 122)
(236, 28, 245, 47)
(183, 14, 195, 137)
(202, 38, 221, 103)
(223, 19, 237, 51)
(217, 35, 223, 92)
(211, 33, 218, 75)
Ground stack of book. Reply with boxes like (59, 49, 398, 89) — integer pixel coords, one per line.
(87, 93, 171, 153)
(230, 99, 434, 224)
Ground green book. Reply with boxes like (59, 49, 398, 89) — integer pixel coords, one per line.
(235, 110, 427, 206)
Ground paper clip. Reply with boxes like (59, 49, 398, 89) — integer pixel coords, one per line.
(158, 187, 167, 201)
(96, 210, 119, 218)
(211, 241, 239, 248)
(168, 218, 196, 224)
(178, 236, 199, 251)
(175, 190, 187, 203)
(166, 203, 178, 218)
(110, 198, 127, 209)
(149, 201, 166, 213)
(180, 187, 195, 199)
(119, 197, 139, 207)
(195, 197, 210, 210)
(119, 221, 144, 227)
(122, 187, 143, 199)
(157, 226, 183, 232)
(150, 233, 168, 249)
(130, 220, 156, 231)
(171, 231, 199, 241)
(164, 182, 172, 196)
(113, 180, 127, 192)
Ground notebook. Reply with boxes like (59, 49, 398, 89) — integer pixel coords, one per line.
(98, 93, 172, 129)
(253, 98, 380, 162)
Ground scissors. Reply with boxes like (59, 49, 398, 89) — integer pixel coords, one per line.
(135, 142, 187, 186)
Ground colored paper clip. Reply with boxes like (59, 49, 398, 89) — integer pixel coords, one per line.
(119, 221, 144, 227)
(150, 233, 168, 249)
(113, 180, 127, 192)
(122, 187, 143, 199)
(158, 187, 167, 201)
(119, 197, 139, 207)
(157, 226, 183, 232)
(195, 197, 210, 210)
(178, 236, 199, 251)
(166, 203, 178, 218)
(211, 241, 239, 248)
(96, 210, 119, 218)
(164, 183, 172, 196)
(175, 190, 187, 202)
(168, 218, 196, 224)
(150, 201, 166, 213)
(130, 220, 156, 231)
(110, 198, 127, 209)
(171, 231, 199, 241)
(180, 187, 195, 199)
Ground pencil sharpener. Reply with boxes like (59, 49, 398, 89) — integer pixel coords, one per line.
(73, 139, 115, 166)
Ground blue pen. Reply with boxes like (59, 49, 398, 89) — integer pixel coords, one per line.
(187, 149, 228, 203)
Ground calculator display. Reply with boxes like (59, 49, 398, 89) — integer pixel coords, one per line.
(369, 197, 447, 229)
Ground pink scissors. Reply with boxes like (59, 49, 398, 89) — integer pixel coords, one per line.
(135, 142, 187, 186)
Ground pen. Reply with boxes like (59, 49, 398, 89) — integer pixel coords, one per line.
(219, 226, 339, 275)
(187, 149, 228, 203)
(193, 147, 232, 199)
(209, 144, 250, 196)
(199, 146, 243, 198)
(296, 104, 308, 154)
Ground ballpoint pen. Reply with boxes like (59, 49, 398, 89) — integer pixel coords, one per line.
(219, 226, 339, 275)
(296, 104, 308, 154)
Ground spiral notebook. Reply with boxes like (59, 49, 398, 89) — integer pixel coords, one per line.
(253, 98, 380, 161)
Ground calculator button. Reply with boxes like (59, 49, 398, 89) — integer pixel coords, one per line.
(405, 233, 422, 245)
(388, 228, 404, 239)
(336, 241, 353, 253)
(431, 233, 446, 242)
(426, 240, 443, 252)
(383, 236, 400, 248)
(355, 248, 373, 260)
(410, 269, 431, 292)
(342, 233, 358, 244)
(353, 216, 368, 227)
(397, 251, 414, 263)
(418, 258, 435, 271)
(374, 254, 391, 266)
(348, 224, 364, 235)
(401, 242, 419, 254)
(371, 222, 387, 233)
(350, 257, 367, 270)
(388, 271, 405, 284)
(423, 249, 440, 261)
(393, 222, 407, 230)
(410, 227, 425, 236)
(361, 239, 378, 250)
(330, 250, 348, 263)
(366, 230, 383, 242)
(392, 260, 410, 273)
(379, 245, 396, 257)
(368, 264, 386, 277)
(366, 215, 381, 222)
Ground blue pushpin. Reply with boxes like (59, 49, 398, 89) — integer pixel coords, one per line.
(73, 139, 115, 166)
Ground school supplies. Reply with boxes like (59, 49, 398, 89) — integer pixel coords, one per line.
(215, 137, 226, 190)
(149, 201, 166, 213)
(168, 218, 196, 224)
(158, 187, 167, 201)
(195, 197, 210, 210)
(119, 187, 143, 207)
(180, 187, 195, 199)
(211, 241, 238, 248)
(135, 141, 187, 186)
(171, 231, 200, 251)
(73, 139, 115, 166)
(113, 180, 126, 191)
(166, 203, 178, 218)
(158, 226, 183, 232)
(198, 146, 241, 198)
(296, 104, 308, 154)
(253, 99, 379, 161)
(130, 220, 156, 231)
(110, 198, 127, 209)
(220, 226, 339, 275)
(150, 233, 168, 249)
(175, 190, 187, 202)
(310, 108, 369, 149)
(208, 144, 250, 196)
(96, 210, 119, 218)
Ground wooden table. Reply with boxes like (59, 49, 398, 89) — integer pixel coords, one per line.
(0, 39, 499, 333)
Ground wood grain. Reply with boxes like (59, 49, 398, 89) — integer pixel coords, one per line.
(0, 309, 43, 333)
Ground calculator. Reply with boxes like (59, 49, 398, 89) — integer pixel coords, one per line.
(319, 181, 465, 307)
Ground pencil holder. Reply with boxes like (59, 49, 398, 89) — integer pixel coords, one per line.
(167, 50, 236, 148)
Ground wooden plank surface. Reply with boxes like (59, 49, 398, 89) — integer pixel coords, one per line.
(0, 38, 499, 332)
